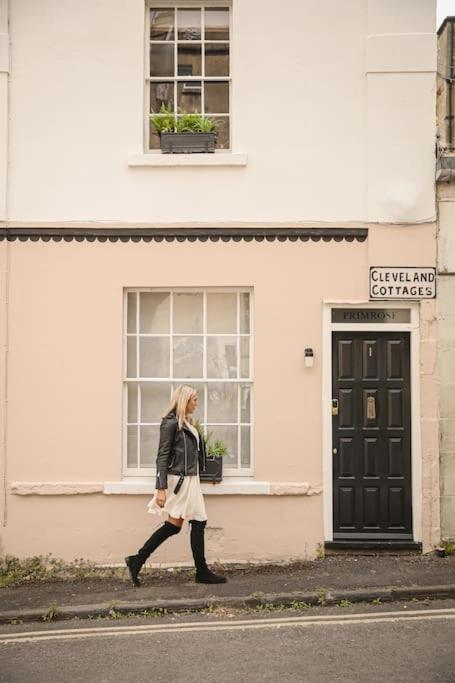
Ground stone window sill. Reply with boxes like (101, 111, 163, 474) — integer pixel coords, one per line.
(10, 480, 322, 497)
(127, 153, 248, 168)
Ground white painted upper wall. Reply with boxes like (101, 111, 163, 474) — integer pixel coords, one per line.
(6, 0, 436, 224)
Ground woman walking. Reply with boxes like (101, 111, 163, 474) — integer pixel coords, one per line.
(125, 384, 227, 586)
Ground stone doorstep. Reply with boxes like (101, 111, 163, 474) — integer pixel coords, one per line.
(1, 584, 454, 625)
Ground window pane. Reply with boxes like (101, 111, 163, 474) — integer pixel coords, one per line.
(212, 117, 229, 149)
(240, 293, 250, 333)
(205, 81, 229, 113)
(177, 81, 201, 112)
(207, 382, 238, 422)
(240, 384, 251, 422)
(173, 336, 203, 378)
(178, 44, 202, 77)
(150, 44, 174, 77)
(240, 337, 250, 378)
(141, 382, 171, 423)
(205, 43, 229, 77)
(207, 293, 236, 333)
(127, 337, 137, 377)
(150, 82, 174, 114)
(140, 292, 170, 333)
(128, 383, 138, 422)
(177, 8, 201, 40)
(207, 425, 237, 467)
(150, 9, 175, 40)
(127, 292, 137, 332)
(207, 337, 237, 378)
(205, 8, 229, 40)
(140, 425, 159, 467)
(241, 426, 251, 467)
(140, 337, 170, 377)
(173, 292, 203, 333)
(149, 121, 161, 150)
(127, 425, 138, 467)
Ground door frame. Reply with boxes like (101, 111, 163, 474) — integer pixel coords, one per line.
(322, 301, 421, 543)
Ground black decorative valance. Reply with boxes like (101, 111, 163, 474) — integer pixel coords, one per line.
(0, 227, 368, 243)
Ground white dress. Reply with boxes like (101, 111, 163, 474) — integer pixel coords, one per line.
(147, 420, 208, 522)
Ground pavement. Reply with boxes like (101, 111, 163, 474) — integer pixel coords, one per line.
(0, 553, 454, 624)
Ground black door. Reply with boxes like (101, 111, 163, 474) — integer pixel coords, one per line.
(332, 332, 412, 539)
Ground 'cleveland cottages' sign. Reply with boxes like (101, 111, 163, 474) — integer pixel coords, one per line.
(369, 267, 436, 300)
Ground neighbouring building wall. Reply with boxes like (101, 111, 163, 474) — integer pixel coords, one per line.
(437, 18, 455, 541)
(437, 183, 455, 540)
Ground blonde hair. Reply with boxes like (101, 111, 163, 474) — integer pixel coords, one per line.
(162, 384, 198, 430)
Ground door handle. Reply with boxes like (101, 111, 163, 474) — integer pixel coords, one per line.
(367, 395, 376, 420)
(332, 399, 339, 416)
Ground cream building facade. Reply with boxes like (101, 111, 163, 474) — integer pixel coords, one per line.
(0, 0, 440, 565)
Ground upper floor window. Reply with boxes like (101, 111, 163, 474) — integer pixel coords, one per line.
(146, 3, 231, 150)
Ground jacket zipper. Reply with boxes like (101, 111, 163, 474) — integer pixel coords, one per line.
(183, 430, 188, 475)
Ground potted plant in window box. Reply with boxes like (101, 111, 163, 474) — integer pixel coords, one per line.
(150, 105, 217, 154)
(194, 421, 226, 483)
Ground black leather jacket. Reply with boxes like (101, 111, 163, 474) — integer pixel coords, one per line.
(155, 411, 207, 490)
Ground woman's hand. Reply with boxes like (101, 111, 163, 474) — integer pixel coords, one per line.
(156, 489, 167, 508)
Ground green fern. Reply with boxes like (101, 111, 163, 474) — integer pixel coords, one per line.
(150, 104, 176, 133)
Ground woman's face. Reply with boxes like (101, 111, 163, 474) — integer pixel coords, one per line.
(186, 393, 198, 415)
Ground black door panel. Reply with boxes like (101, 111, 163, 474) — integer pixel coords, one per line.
(332, 332, 412, 539)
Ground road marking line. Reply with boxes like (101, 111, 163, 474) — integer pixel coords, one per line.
(1, 609, 454, 645)
(1, 606, 454, 640)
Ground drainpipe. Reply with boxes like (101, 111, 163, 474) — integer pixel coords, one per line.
(0, 0, 9, 528)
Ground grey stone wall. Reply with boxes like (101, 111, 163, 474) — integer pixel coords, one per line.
(438, 275, 455, 540)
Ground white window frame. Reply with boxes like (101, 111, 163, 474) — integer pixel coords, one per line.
(144, 1, 232, 152)
(122, 287, 254, 478)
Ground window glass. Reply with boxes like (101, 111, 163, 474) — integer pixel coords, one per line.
(205, 81, 229, 113)
(204, 8, 229, 40)
(150, 9, 175, 40)
(150, 44, 174, 77)
(140, 292, 170, 333)
(125, 289, 251, 473)
(177, 9, 201, 40)
(174, 293, 203, 333)
(141, 382, 171, 423)
(127, 292, 137, 333)
(178, 44, 202, 76)
(177, 81, 202, 112)
(173, 336, 204, 378)
(140, 426, 159, 466)
(139, 337, 170, 377)
(207, 336, 237, 378)
(207, 425, 237, 466)
(207, 382, 238, 422)
(207, 292, 236, 333)
(150, 82, 174, 114)
(205, 43, 229, 77)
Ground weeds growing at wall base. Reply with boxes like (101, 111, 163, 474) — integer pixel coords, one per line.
(0, 554, 124, 587)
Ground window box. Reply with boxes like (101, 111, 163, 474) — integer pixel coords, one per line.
(200, 454, 223, 482)
(160, 131, 216, 154)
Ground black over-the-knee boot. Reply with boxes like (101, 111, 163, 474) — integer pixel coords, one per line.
(125, 521, 181, 587)
(190, 519, 227, 584)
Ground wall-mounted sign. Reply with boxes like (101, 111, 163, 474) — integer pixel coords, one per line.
(369, 267, 436, 300)
(332, 308, 411, 323)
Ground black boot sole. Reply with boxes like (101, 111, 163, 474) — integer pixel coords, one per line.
(195, 575, 228, 584)
(125, 556, 141, 588)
